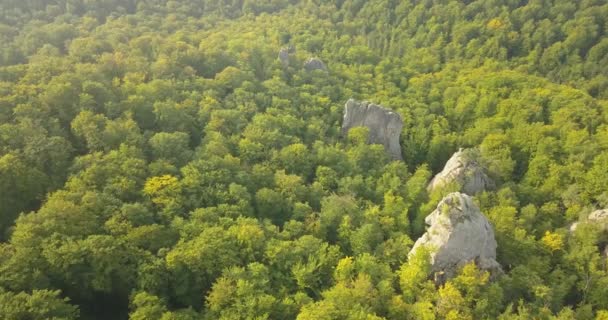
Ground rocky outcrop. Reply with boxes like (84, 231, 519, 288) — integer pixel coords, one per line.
(428, 149, 494, 195)
(303, 57, 327, 71)
(589, 209, 608, 265)
(278, 48, 290, 67)
(409, 192, 502, 282)
(570, 209, 608, 266)
(278, 46, 295, 67)
(341, 99, 403, 160)
(570, 209, 608, 233)
(589, 209, 608, 224)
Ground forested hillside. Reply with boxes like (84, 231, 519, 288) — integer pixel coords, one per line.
(1, 0, 608, 319)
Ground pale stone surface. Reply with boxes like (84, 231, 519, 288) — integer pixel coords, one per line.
(409, 192, 502, 282)
(303, 57, 327, 71)
(428, 149, 494, 195)
(341, 99, 403, 160)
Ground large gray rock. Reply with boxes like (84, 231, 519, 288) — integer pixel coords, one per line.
(409, 192, 502, 282)
(303, 57, 327, 71)
(341, 99, 403, 160)
(428, 149, 494, 195)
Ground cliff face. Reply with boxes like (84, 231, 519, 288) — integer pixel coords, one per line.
(341, 99, 403, 160)
(428, 149, 494, 195)
(409, 192, 502, 282)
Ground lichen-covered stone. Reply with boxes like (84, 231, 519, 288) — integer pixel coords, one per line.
(409, 192, 502, 282)
(341, 99, 403, 160)
(428, 149, 494, 195)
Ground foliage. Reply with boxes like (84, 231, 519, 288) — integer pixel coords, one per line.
(0, 0, 607, 319)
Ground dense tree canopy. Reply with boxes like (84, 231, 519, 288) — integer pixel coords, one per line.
(1, 0, 608, 319)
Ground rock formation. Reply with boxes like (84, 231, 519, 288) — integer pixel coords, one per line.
(409, 192, 502, 282)
(341, 99, 403, 160)
(278, 48, 290, 67)
(570, 208, 608, 233)
(278, 46, 295, 67)
(589, 209, 608, 263)
(589, 209, 608, 224)
(303, 57, 327, 71)
(574, 209, 608, 264)
(427, 148, 494, 195)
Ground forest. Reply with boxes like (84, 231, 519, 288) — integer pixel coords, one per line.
(1, 0, 608, 319)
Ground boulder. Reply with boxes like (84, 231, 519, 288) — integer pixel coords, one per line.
(341, 99, 404, 160)
(428, 148, 494, 195)
(303, 57, 327, 71)
(409, 192, 502, 282)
